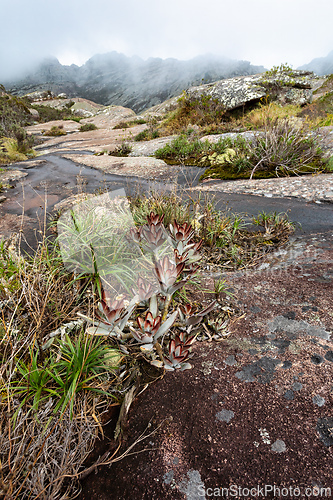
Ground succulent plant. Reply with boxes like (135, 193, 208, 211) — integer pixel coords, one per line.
(141, 222, 168, 250)
(178, 300, 217, 327)
(154, 255, 186, 295)
(169, 220, 194, 244)
(147, 212, 165, 227)
(84, 289, 136, 337)
(151, 330, 195, 371)
(131, 309, 178, 351)
(132, 277, 156, 303)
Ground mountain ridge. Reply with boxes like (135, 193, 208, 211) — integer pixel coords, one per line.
(298, 50, 333, 75)
(3, 51, 265, 113)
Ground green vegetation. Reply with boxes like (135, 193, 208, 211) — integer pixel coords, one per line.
(113, 118, 146, 129)
(134, 128, 159, 141)
(159, 92, 225, 136)
(263, 63, 294, 77)
(0, 85, 36, 163)
(242, 101, 302, 130)
(79, 122, 98, 132)
(31, 103, 81, 123)
(43, 125, 67, 136)
(108, 141, 132, 156)
(0, 189, 296, 497)
(133, 116, 160, 141)
(326, 156, 333, 171)
(0, 136, 36, 164)
(155, 109, 328, 180)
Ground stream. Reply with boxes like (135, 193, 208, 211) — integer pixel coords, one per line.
(1, 151, 333, 253)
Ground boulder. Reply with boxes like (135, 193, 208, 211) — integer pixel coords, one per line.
(81, 105, 136, 129)
(186, 70, 322, 110)
(144, 70, 325, 117)
(28, 108, 39, 121)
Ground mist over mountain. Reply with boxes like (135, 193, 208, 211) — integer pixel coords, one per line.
(4, 52, 265, 113)
(298, 51, 333, 76)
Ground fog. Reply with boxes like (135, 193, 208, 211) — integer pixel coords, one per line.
(1, 0, 333, 80)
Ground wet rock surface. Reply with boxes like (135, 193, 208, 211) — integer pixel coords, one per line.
(193, 171, 333, 203)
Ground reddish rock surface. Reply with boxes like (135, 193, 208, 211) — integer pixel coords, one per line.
(79, 233, 333, 500)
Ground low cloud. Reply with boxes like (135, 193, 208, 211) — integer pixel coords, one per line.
(0, 0, 332, 81)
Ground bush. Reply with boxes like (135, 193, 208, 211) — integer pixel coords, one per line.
(31, 104, 76, 123)
(108, 142, 132, 156)
(113, 118, 146, 129)
(161, 92, 225, 135)
(44, 125, 67, 136)
(248, 118, 324, 178)
(155, 135, 206, 163)
(0, 189, 297, 497)
(79, 123, 98, 132)
(0, 137, 36, 164)
(155, 118, 326, 179)
(0, 91, 33, 138)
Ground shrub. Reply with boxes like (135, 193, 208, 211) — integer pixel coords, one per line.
(79, 122, 98, 132)
(155, 134, 206, 163)
(248, 118, 324, 178)
(113, 118, 146, 129)
(44, 125, 67, 136)
(244, 101, 302, 130)
(161, 92, 225, 135)
(108, 142, 132, 156)
(0, 137, 36, 164)
(157, 118, 326, 179)
(31, 104, 76, 123)
(327, 156, 333, 171)
(134, 130, 148, 141)
(0, 190, 297, 497)
(0, 91, 34, 140)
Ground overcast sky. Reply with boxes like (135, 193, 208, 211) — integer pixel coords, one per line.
(1, 0, 333, 80)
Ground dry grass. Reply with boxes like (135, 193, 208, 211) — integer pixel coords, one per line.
(241, 101, 302, 130)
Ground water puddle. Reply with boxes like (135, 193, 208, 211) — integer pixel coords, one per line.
(2, 154, 203, 219)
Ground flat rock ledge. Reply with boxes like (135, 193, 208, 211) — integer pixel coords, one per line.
(61, 153, 181, 181)
(191, 173, 333, 203)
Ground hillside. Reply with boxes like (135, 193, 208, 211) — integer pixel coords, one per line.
(298, 50, 333, 75)
(3, 52, 265, 113)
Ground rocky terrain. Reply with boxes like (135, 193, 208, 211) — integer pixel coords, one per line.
(0, 66, 333, 499)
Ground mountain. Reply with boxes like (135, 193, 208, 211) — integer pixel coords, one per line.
(298, 51, 333, 76)
(3, 52, 265, 113)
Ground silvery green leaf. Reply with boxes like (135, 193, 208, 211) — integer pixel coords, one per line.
(42, 337, 55, 350)
(150, 360, 164, 368)
(180, 363, 192, 371)
(164, 364, 175, 371)
(117, 302, 136, 331)
(86, 325, 112, 336)
(199, 301, 217, 317)
(153, 310, 178, 340)
(140, 343, 154, 352)
(149, 294, 158, 318)
(167, 280, 187, 295)
(186, 315, 203, 327)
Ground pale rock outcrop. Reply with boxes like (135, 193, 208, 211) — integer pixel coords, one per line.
(143, 70, 325, 117)
(81, 105, 136, 129)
